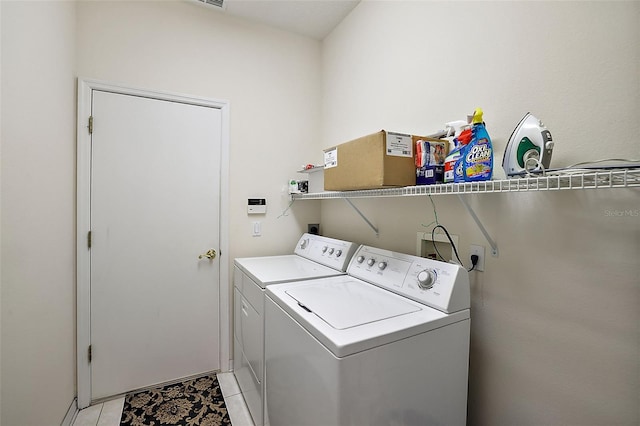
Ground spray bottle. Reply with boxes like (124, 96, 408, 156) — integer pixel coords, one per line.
(462, 108, 493, 181)
(444, 120, 468, 144)
(444, 125, 472, 183)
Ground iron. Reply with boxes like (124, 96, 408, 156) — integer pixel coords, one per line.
(503, 112, 554, 177)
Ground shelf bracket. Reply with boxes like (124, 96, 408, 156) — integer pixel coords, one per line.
(344, 199, 379, 236)
(457, 195, 499, 257)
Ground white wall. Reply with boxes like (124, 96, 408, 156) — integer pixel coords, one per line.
(2, 1, 638, 424)
(1, 1, 77, 424)
(320, 1, 639, 425)
(1, 0, 322, 423)
(76, 0, 322, 262)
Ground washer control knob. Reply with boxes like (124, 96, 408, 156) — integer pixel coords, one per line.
(357, 256, 365, 263)
(328, 248, 335, 255)
(378, 261, 387, 270)
(322, 246, 328, 253)
(300, 239, 309, 249)
(367, 258, 376, 267)
(417, 269, 436, 289)
(336, 250, 343, 257)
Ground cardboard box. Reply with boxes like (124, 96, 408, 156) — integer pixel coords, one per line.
(323, 130, 420, 191)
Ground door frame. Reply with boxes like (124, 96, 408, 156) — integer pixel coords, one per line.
(76, 78, 230, 408)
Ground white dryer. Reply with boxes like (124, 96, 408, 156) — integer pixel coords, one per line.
(233, 233, 358, 426)
(265, 245, 471, 426)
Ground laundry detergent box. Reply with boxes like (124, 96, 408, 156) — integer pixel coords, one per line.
(415, 138, 449, 185)
(323, 130, 421, 190)
(417, 164, 445, 185)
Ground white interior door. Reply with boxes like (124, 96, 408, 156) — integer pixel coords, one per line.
(89, 90, 222, 400)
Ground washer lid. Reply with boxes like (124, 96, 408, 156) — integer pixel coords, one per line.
(285, 279, 420, 329)
(267, 275, 468, 358)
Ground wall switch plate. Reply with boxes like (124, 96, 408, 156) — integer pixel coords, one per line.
(252, 221, 261, 237)
(470, 244, 485, 272)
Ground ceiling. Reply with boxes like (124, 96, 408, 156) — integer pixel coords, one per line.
(216, 0, 361, 40)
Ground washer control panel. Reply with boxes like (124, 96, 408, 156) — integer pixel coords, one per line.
(347, 245, 470, 313)
(294, 233, 359, 272)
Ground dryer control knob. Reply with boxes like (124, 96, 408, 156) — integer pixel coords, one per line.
(378, 261, 387, 270)
(417, 269, 436, 289)
(328, 248, 335, 255)
(300, 239, 309, 249)
(322, 246, 328, 253)
(357, 256, 365, 263)
(367, 258, 376, 267)
(336, 250, 343, 257)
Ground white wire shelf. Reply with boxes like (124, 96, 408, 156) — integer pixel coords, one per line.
(291, 169, 640, 200)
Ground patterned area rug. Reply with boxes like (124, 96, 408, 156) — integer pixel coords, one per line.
(120, 373, 232, 426)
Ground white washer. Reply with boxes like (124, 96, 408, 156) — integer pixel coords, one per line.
(233, 233, 359, 426)
(265, 245, 471, 426)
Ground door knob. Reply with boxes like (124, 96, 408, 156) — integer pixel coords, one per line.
(198, 249, 217, 260)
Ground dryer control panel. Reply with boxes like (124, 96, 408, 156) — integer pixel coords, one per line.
(347, 245, 470, 313)
(294, 233, 359, 272)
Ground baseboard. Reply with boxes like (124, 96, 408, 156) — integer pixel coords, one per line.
(61, 398, 78, 426)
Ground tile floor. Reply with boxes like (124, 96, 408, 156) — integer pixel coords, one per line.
(72, 372, 254, 426)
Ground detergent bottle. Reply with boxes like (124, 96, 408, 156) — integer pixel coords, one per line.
(463, 108, 493, 181)
(443, 126, 472, 183)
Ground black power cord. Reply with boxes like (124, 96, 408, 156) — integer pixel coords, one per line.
(430, 224, 481, 272)
(431, 225, 461, 263)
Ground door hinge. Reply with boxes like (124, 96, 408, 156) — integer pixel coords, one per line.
(87, 231, 92, 249)
(88, 345, 92, 363)
(88, 116, 93, 134)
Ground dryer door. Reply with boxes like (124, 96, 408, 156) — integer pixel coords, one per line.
(233, 287, 263, 426)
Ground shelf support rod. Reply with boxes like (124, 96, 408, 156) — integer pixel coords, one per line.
(457, 195, 499, 257)
(344, 198, 379, 236)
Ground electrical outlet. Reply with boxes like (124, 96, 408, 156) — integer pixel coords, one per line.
(470, 245, 485, 272)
